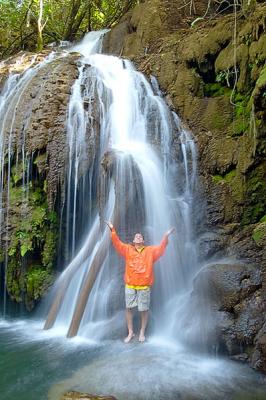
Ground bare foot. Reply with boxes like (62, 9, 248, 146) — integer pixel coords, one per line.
(124, 332, 135, 343)
(139, 332, 145, 342)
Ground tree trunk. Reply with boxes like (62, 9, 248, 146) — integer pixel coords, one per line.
(36, 0, 44, 52)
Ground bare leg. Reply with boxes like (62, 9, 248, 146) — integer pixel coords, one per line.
(124, 308, 135, 343)
(139, 310, 149, 342)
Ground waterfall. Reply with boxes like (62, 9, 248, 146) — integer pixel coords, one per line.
(0, 53, 58, 314)
(44, 31, 199, 341)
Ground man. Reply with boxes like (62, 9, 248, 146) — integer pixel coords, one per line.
(105, 221, 174, 343)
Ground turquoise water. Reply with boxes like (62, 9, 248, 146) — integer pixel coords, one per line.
(0, 318, 266, 400)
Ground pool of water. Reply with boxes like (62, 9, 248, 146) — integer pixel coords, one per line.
(1, 318, 265, 400)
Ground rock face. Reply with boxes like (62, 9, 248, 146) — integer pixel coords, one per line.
(61, 392, 117, 400)
(103, 1, 266, 372)
(0, 51, 79, 207)
(0, 51, 80, 310)
(192, 263, 263, 359)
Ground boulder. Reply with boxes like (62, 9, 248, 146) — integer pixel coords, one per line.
(193, 263, 262, 311)
(191, 263, 265, 368)
(251, 322, 266, 373)
(61, 392, 117, 400)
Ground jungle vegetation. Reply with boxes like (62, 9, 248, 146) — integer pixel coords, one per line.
(0, 0, 138, 57)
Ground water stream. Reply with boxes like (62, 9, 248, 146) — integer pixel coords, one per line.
(0, 32, 265, 400)
(44, 30, 199, 341)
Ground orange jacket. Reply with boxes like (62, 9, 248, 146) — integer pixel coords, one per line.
(111, 228, 168, 286)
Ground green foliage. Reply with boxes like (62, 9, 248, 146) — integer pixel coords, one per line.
(212, 170, 236, 185)
(241, 164, 266, 225)
(5, 154, 59, 309)
(0, 0, 138, 57)
(260, 215, 266, 223)
(212, 170, 238, 184)
(227, 92, 252, 137)
(203, 83, 232, 98)
(26, 266, 54, 300)
(252, 223, 266, 247)
(11, 162, 25, 185)
(216, 70, 233, 86)
(6, 258, 24, 302)
(0, 249, 4, 263)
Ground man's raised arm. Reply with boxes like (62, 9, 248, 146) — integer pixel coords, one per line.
(152, 227, 175, 262)
(105, 221, 128, 258)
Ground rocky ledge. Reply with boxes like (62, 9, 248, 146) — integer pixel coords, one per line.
(61, 391, 117, 400)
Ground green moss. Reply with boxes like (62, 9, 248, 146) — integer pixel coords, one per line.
(31, 187, 44, 204)
(260, 215, 266, 223)
(252, 230, 263, 243)
(241, 163, 266, 225)
(212, 174, 224, 183)
(226, 91, 253, 137)
(212, 169, 237, 183)
(9, 186, 24, 206)
(203, 83, 232, 98)
(255, 65, 266, 88)
(210, 113, 227, 130)
(33, 153, 47, 174)
(6, 258, 24, 302)
(42, 230, 58, 268)
(224, 170, 237, 181)
(26, 267, 54, 301)
(0, 249, 4, 263)
(11, 162, 24, 185)
(252, 223, 266, 247)
(5, 157, 59, 308)
(231, 118, 250, 136)
(212, 169, 244, 209)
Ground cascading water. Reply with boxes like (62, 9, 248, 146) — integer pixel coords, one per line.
(1, 32, 266, 400)
(44, 31, 199, 342)
(0, 52, 62, 315)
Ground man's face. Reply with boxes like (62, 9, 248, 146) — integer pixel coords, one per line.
(133, 233, 144, 245)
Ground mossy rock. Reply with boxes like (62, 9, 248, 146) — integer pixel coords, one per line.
(249, 64, 266, 138)
(26, 267, 54, 301)
(6, 258, 24, 302)
(4, 168, 59, 309)
(252, 222, 266, 247)
(249, 35, 266, 75)
(201, 96, 233, 131)
(212, 169, 237, 184)
(42, 228, 58, 268)
(11, 162, 24, 185)
(34, 153, 47, 174)
(260, 215, 266, 223)
(241, 162, 266, 225)
(212, 169, 244, 211)
(203, 82, 232, 98)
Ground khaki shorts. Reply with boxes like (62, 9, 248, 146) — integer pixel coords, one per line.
(125, 286, 151, 312)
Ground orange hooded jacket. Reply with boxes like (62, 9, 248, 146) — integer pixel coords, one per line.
(111, 228, 168, 286)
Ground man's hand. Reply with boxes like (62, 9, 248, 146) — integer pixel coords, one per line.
(105, 221, 114, 230)
(165, 227, 175, 237)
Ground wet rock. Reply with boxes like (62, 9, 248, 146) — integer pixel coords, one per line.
(0, 52, 80, 208)
(252, 223, 266, 248)
(230, 353, 249, 362)
(193, 263, 262, 311)
(61, 392, 117, 400)
(192, 263, 265, 366)
(252, 322, 266, 373)
(196, 231, 227, 260)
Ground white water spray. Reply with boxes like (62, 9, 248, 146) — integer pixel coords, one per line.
(45, 31, 198, 342)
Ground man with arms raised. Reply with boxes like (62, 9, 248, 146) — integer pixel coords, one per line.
(106, 221, 174, 343)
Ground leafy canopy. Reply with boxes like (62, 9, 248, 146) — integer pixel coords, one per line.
(0, 0, 137, 57)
